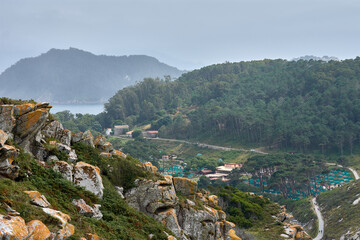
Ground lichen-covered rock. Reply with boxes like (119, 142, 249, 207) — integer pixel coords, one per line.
(208, 195, 218, 208)
(0, 130, 8, 147)
(125, 176, 178, 215)
(72, 130, 94, 147)
(71, 199, 102, 220)
(226, 229, 242, 240)
(156, 208, 182, 238)
(0, 215, 28, 240)
(99, 152, 111, 158)
(26, 220, 51, 240)
(24, 191, 51, 208)
(94, 135, 113, 153)
(180, 207, 218, 239)
(14, 103, 51, 151)
(173, 177, 197, 196)
(0, 144, 19, 179)
(42, 120, 71, 146)
(72, 199, 94, 217)
(42, 208, 75, 239)
(0, 105, 16, 133)
(73, 162, 104, 198)
(142, 162, 158, 174)
(115, 186, 125, 199)
(84, 233, 104, 240)
(53, 161, 73, 182)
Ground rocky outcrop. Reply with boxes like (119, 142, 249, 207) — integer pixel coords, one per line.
(42, 120, 71, 146)
(125, 175, 241, 240)
(73, 162, 104, 198)
(94, 135, 113, 153)
(72, 130, 94, 148)
(0, 103, 52, 159)
(0, 144, 20, 179)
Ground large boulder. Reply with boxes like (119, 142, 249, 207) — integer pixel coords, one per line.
(53, 161, 73, 182)
(0, 215, 29, 240)
(26, 220, 51, 240)
(0, 144, 19, 179)
(42, 120, 71, 146)
(125, 175, 178, 215)
(172, 177, 197, 197)
(72, 130, 94, 148)
(94, 135, 113, 153)
(73, 162, 104, 198)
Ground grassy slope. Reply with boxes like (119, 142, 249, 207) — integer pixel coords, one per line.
(317, 179, 360, 239)
(0, 145, 169, 240)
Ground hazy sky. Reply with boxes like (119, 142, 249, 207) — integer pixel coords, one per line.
(1, 0, 360, 72)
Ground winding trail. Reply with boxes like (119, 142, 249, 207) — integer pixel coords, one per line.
(312, 197, 324, 240)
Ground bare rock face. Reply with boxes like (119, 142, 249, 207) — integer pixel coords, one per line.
(13, 103, 51, 152)
(26, 220, 51, 240)
(0, 105, 16, 133)
(0, 214, 29, 239)
(0, 144, 20, 179)
(125, 175, 241, 240)
(73, 162, 104, 198)
(173, 177, 197, 197)
(53, 161, 73, 182)
(42, 120, 71, 146)
(125, 175, 178, 215)
(24, 191, 51, 208)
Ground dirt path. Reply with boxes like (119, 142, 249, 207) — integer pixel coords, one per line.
(146, 137, 268, 154)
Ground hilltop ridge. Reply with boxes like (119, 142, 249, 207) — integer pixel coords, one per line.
(0, 48, 184, 104)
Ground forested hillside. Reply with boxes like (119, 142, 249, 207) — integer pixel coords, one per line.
(103, 58, 360, 154)
(0, 48, 184, 104)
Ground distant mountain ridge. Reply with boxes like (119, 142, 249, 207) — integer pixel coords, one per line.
(0, 48, 185, 104)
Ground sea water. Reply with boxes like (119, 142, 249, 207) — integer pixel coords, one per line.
(50, 104, 104, 115)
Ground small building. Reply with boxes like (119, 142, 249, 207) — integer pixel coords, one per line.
(126, 130, 134, 138)
(114, 125, 129, 136)
(162, 155, 170, 161)
(105, 128, 112, 136)
(215, 166, 233, 174)
(224, 163, 242, 169)
(143, 130, 158, 138)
